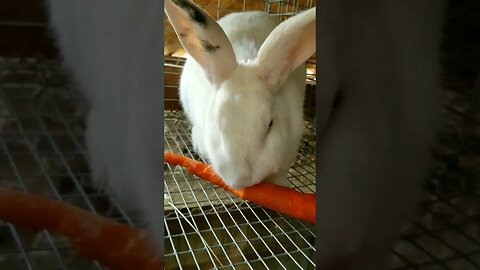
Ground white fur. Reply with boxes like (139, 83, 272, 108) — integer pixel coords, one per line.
(316, 0, 446, 269)
(165, 2, 316, 189)
(46, 0, 164, 252)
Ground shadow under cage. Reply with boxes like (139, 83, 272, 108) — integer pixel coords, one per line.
(0, 0, 478, 269)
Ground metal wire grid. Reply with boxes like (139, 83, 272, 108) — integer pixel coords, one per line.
(383, 1, 480, 268)
(164, 76, 480, 270)
(164, 2, 316, 267)
(1, 57, 479, 270)
(163, 111, 316, 269)
(0, 57, 135, 270)
(0, 56, 317, 270)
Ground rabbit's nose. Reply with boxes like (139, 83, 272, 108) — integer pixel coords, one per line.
(214, 159, 252, 189)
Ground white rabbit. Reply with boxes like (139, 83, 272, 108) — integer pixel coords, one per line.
(316, 0, 446, 269)
(46, 0, 164, 253)
(165, 0, 316, 190)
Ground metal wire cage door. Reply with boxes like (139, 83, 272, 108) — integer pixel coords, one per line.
(163, 0, 317, 269)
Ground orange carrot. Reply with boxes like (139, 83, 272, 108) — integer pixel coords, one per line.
(0, 187, 162, 270)
(164, 152, 316, 224)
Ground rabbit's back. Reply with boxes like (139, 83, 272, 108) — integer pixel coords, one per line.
(217, 11, 280, 61)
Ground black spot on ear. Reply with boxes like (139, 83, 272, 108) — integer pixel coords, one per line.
(179, 32, 186, 37)
(200, 39, 221, 53)
(172, 0, 207, 27)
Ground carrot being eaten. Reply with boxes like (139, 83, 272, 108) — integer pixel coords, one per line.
(0, 187, 162, 270)
(164, 152, 316, 224)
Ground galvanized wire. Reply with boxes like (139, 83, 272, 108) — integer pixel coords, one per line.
(163, 111, 316, 270)
(0, 57, 123, 270)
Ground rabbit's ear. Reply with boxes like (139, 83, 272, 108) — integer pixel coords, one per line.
(165, 0, 237, 87)
(256, 7, 316, 89)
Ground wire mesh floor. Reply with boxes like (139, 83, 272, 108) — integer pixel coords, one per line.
(0, 56, 479, 269)
(0, 57, 116, 269)
(163, 111, 316, 270)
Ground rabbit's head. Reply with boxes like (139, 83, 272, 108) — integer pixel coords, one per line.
(165, 0, 315, 189)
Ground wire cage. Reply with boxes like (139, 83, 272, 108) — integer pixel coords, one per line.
(163, 0, 316, 269)
(0, 0, 478, 269)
